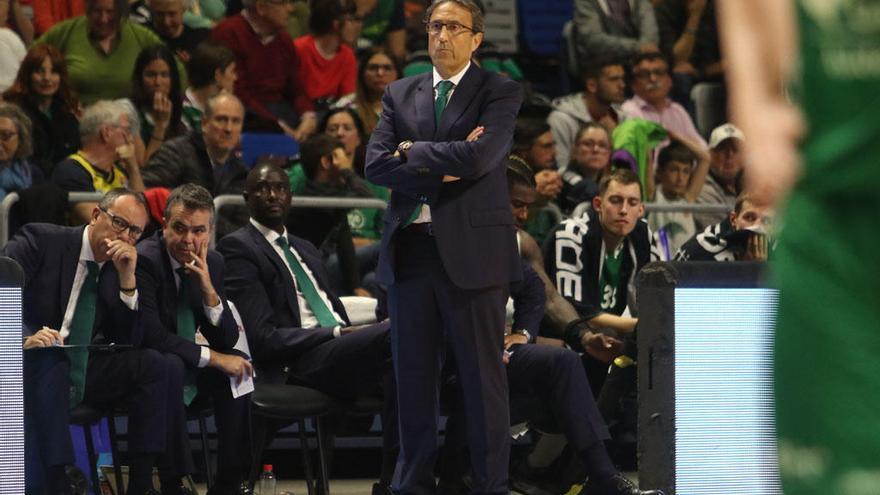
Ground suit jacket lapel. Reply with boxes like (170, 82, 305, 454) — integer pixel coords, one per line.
(415, 74, 435, 140)
(246, 224, 301, 320)
(59, 227, 84, 315)
(436, 64, 483, 141)
(159, 240, 181, 332)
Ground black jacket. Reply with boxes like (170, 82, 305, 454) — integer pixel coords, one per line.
(542, 209, 658, 349)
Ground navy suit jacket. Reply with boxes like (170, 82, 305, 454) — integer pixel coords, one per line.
(365, 64, 523, 289)
(136, 231, 239, 369)
(2, 223, 138, 344)
(216, 223, 351, 366)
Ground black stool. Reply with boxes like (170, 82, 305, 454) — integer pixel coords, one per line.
(248, 384, 340, 495)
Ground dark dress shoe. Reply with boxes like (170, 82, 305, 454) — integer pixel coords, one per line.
(372, 482, 394, 495)
(578, 474, 665, 495)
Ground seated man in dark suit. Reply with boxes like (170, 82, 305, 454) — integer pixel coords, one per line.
(4, 189, 178, 495)
(142, 93, 250, 237)
(216, 163, 396, 493)
(136, 183, 253, 494)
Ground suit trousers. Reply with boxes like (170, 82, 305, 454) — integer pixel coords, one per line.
(194, 367, 251, 476)
(25, 348, 171, 495)
(506, 344, 610, 452)
(286, 320, 398, 485)
(389, 231, 510, 495)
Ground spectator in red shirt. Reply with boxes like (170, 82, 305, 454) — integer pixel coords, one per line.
(292, 0, 357, 115)
(212, 0, 316, 140)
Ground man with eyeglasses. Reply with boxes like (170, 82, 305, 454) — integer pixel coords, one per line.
(365, 0, 523, 493)
(51, 100, 145, 224)
(4, 188, 183, 495)
(217, 163, 398, 495)
(136, 184, 253, 494)
(621, 52, 706, 148)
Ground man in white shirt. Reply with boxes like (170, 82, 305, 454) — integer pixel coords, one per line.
(6, 189, 176, 495)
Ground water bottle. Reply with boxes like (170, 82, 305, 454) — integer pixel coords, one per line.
(258, 464, 276, 495)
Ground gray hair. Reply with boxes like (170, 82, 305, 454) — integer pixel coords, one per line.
(204, 92, 244, 119)
(0, 102, 33, 160)
(98, 188, 148, 213)
(424, 0, 485, 33)
(80, 100, 131, 141)
(164, 183, 215, 221)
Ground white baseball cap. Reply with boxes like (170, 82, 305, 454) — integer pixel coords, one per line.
(708, 123, 745, 149)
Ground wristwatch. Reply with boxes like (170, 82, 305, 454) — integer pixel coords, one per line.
(511, 328, 532, 343)
(397, 140, 414, 161)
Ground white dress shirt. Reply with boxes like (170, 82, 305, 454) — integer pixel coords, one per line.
(250, 219, 345, 336)
(411, 61, 472, 224)
(60, 227, 138, 339)
(167, 249, 223, 367)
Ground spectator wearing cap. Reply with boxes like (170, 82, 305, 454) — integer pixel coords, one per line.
(694, 122, 744, 229)
(621, 51, 706, 147)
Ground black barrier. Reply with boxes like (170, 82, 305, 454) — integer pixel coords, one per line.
(637, 261, 781, 495)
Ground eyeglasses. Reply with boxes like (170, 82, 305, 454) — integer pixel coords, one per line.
(342, 13, 364, 22)
(365, 63, 396, 73)
(0, 130, 18, 142)
(99, 207, 144, 239)
(425, 20, 476, 36)
(633, 68, 669, 79)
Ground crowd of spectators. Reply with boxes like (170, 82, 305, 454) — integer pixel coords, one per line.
(0, 0, 769, 493)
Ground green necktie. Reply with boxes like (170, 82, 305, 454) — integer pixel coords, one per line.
(403, 80, 456, 227)
(176, 267, 198, 405)
(434, 80, 454, 126)
(67, 261, 98, 407)
(275, 236, 339, 328)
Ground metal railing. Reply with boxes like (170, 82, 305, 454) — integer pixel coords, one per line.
(0, 191, 104, 246)
(212, 194, 388, 246)
(0, 190, 735, 248)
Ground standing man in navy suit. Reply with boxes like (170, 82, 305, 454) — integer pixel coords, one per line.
(136, 184, 253, 494)
(365, 1, 523, 493)
(4, 189, 176, 495)
(217, 164, 397, 494)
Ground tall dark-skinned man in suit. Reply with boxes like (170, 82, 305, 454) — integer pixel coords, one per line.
(364, 1, 524, 493)
(216, 164, 397, 494)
